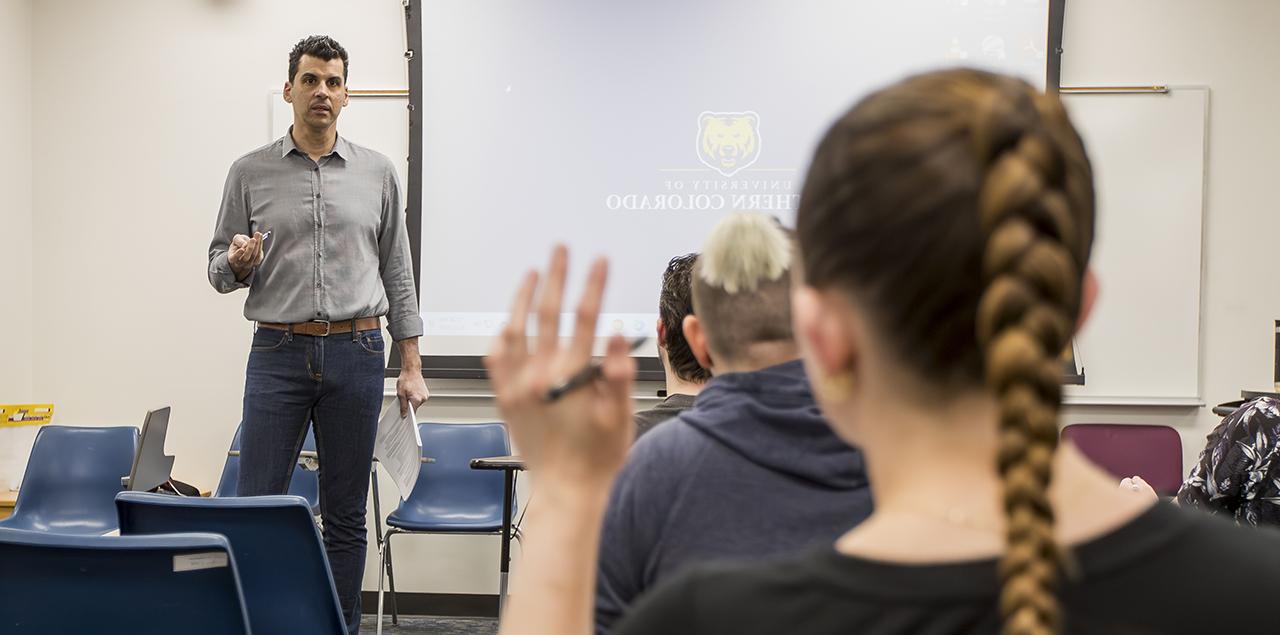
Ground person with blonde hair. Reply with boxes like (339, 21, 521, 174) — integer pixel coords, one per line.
(594, 213, 871, 634)
(485, 69, 1280, 635)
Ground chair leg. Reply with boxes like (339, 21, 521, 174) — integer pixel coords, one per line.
(499, 570, 510, 617)
(376, 530, 389, 635)
(385, 529, 401, 625)
(496, 528, 524, 616)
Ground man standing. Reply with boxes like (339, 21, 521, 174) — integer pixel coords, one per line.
(633, 253, 710, 438)
(207, 35, 428, 634)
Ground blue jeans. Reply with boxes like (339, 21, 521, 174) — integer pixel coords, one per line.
(238, 326, 386, 635)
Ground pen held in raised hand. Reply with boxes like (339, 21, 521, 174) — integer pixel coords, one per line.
(542, 337, 647, 402)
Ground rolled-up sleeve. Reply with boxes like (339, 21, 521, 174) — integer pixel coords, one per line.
(378, 165, 424, 341)
(208, 162, 253, 293)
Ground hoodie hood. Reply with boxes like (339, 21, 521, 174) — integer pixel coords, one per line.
(680, 359, 867, 489)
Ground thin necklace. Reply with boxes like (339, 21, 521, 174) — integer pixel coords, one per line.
(886, 505, 1004, 533)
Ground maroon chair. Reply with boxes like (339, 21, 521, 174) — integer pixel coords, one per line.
(1060, 424, 1183, 495)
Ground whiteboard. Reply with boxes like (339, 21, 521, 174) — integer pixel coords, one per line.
(1061, 87, 1208, 403)
(269, 90, 410, 199)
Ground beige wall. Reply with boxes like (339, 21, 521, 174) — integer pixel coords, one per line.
(1059, 0, 1280, 470)
(0, 0, 32, 403)
(12, 0, 1280, 597)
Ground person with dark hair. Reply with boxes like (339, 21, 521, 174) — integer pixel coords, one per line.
(483, 68, 1280, 635)
(632, 253, 710, 438)
(593, 213, 871, 634)
(207, 34, 428, 634)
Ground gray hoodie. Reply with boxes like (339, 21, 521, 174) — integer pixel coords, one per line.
(594, 359, 874, 634)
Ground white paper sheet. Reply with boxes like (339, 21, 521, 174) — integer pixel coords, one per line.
(374, 405, 422, 500)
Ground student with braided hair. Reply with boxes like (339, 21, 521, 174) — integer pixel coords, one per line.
(484, 69, 1280, 635)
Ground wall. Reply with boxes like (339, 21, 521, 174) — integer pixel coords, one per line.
(1058, 0, 1280, 470)
(0, 0, 32, 403)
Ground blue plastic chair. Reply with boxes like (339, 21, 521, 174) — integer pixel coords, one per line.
(215, 424, 321, 513)
(0, 526, 251, 634)
(0, 425, 138, 534)
(116, 491, 345, 635)
(377, 422, 514, 628)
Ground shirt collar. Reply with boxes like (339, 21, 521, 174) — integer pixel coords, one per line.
(280, 128, 299, 158)
(330, 135, 351, 160)
(281, 126, 349, 161)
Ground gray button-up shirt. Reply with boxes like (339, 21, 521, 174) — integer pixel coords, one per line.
(207, 132, 423, 341)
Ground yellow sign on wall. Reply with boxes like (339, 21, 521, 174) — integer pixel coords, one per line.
(0, 405, 54, 427)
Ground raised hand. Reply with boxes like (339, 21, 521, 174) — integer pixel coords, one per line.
(484, 245, 635, 484)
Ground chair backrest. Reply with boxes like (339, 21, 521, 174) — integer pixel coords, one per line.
(0, 526, 250, 634)
(214, 424, 320, 511)
(116, 491, 345, 635)
(213, 426, 243, 497)
(2, 425, 139, 534)
(126, 406, 175, 492)
(401, 422, 512, 519)
(1061, 423, 1184, 494)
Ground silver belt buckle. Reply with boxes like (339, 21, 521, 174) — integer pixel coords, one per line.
(315, 320, 332, 336)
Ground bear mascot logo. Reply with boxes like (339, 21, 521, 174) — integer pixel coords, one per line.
(697, 111, 760, 177)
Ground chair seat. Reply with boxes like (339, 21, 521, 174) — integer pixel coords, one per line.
(0, 513, 118, 535)
(386, 503, 505, 532)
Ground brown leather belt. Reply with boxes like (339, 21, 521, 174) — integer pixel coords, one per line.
(257, 317, 382, 337)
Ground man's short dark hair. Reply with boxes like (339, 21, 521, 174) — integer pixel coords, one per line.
(289, 35, 349, 83)
(659, 253, 711, 384)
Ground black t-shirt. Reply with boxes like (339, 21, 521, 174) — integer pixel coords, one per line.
(613, 504, 1280, 634)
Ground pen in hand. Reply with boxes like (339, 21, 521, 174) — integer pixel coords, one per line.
(257, 229, 273, 265)
(543, 337, 647, 402)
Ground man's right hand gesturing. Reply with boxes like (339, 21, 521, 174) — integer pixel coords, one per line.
(228, 232, 265, 280)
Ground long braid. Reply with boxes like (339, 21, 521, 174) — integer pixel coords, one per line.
(972, 84, 1093, 635)
(797, 68, 1095, 635)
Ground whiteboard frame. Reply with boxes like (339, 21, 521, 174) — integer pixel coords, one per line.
(1060, 85, 1211, 406)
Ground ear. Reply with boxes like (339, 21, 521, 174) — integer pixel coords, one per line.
(682, 314, 713, 371)
(700, 112, 717, 128)
(341, 85, 349, 107)
(791, 286, 854, 379)
(655, 319, 667, 348)
(283, 81, 293, 103)
(1075, 268, 1099, 335)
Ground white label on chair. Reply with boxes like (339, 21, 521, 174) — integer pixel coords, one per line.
(173, 552, 229, 572)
